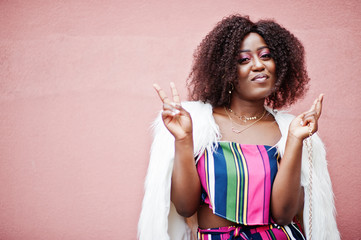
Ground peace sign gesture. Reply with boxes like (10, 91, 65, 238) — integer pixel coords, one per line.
(289, 94, 324, 140)
(153, 82, 193, 141)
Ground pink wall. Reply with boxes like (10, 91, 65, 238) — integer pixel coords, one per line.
(0, 0, 360, 239)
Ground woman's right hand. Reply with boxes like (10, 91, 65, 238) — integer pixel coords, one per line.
(153, 82, 193, 141)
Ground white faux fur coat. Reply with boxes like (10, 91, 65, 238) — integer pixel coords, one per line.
(138, 101, 340, 240)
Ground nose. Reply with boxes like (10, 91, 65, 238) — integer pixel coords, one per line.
(251, 56, 265, 71)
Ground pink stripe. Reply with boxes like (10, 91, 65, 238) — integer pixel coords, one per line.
(272, 227, 288, 239)
(221, 232, 230, 240)
(259, 230, 272, 239)
(196, 152, 211, 206)
(197, 154, 207, 195)
(239, 145, 270, 224)
(259, 145, 272, 223)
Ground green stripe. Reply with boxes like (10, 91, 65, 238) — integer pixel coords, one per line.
(220, 142, 237, 221)
(233, 143, 246, 223)
(268, 229, 277, 240)
(232, 143, 242, 223)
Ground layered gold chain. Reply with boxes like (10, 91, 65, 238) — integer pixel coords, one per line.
(227, 107, 265, 123)
(224, 107, 266, 134)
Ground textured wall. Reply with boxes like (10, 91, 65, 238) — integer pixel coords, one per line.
(0, 0, 360, 239)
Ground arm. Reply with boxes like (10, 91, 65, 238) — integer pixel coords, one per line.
(271, 131, 304, 225)
(171, 135, 201, 217)
(271, 94, 324, 225)
(153, 83, 201, 217)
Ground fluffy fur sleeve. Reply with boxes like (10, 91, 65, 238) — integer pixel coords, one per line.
(137, 109, 179, 240)
(301, 133, 340, 239)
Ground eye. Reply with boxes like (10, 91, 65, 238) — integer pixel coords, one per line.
(237, 57, 250, 64)
(260, 53, 272, 59)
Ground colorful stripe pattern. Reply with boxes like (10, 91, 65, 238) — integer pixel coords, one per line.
(197, 142, 279, 225)
(197, 221, 305, 240)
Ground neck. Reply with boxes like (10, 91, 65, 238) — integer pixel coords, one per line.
(229, 97, 265, 117)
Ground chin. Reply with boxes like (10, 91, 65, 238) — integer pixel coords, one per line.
(248, 90, 273, 100)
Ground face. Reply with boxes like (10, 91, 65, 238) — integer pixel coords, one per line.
(233, 32, 276, 102)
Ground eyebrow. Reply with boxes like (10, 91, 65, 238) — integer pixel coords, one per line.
(239, 46, 269, 53)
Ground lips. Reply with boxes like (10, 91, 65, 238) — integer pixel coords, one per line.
(251, 73, 269, 83)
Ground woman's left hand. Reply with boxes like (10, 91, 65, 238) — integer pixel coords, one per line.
(289, 94, 324, 140)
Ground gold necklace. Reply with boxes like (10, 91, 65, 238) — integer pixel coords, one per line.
(224, 107, 266, 134)
(228, 107, 265, 123)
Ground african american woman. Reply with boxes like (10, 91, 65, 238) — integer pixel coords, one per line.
(138, 15, 339, 240)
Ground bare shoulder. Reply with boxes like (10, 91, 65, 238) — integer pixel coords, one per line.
(212, 106, 225, 116)
(212, 107, 229, 127)
(260, 113, 282, 144)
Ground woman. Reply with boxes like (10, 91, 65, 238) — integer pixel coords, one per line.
(138, 15, 339, 240)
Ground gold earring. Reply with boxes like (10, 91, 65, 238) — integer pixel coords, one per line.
(228, 82, 234, 105)
(229, 82, 234, 94)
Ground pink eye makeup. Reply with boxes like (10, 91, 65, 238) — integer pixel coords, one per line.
(237, 47, 272, 64)
(237, 53, 252, 64)
(259, 49, 272, 58)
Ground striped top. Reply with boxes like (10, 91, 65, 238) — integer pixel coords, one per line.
(196, 142, 280, 225)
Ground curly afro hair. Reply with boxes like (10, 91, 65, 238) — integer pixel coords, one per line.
(187, 15, 310, 109)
